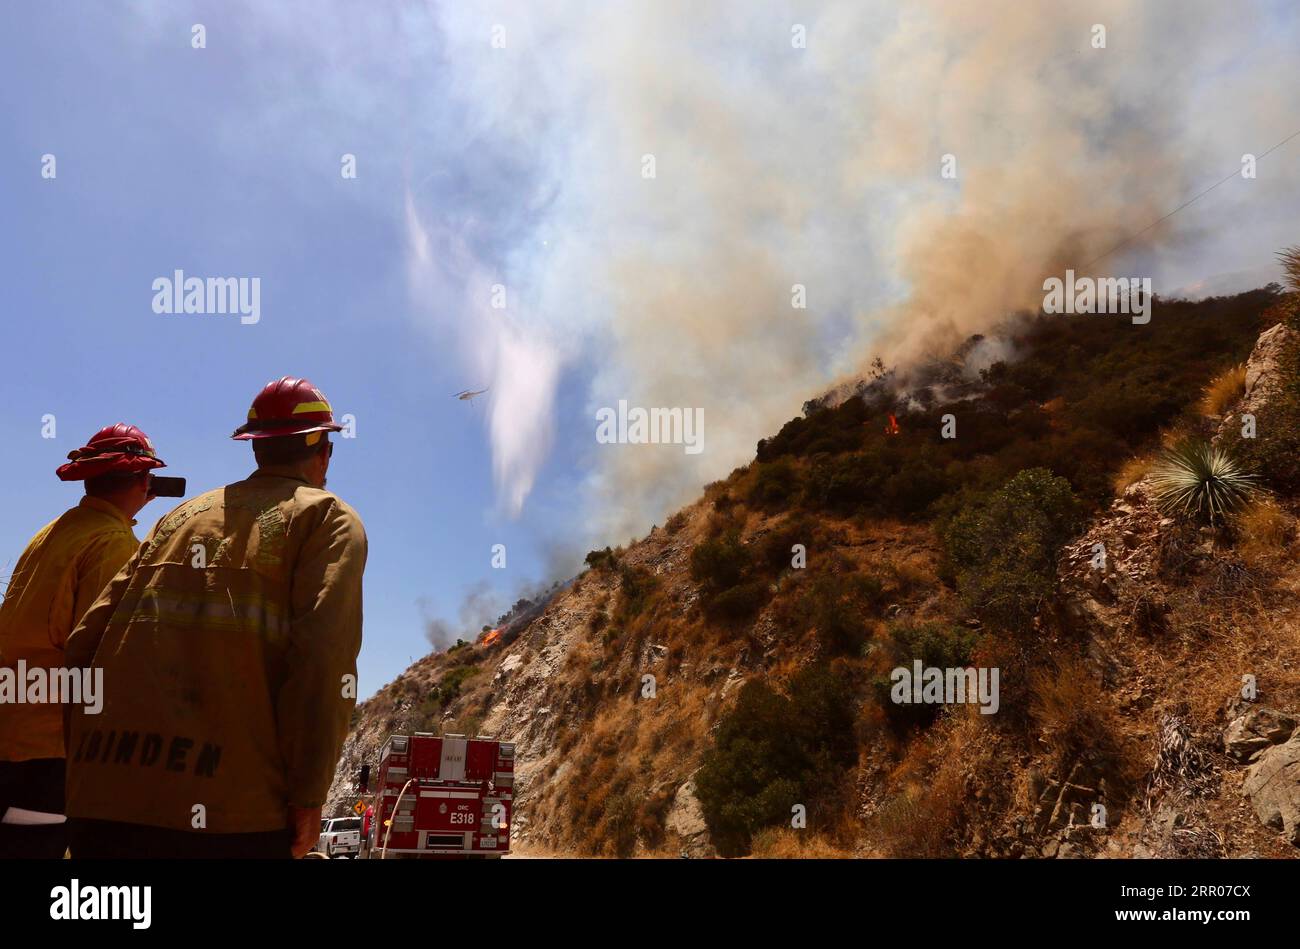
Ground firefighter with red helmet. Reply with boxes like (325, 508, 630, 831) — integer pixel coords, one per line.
(0, 424, 169, 858)
(64, 378, 367, 858)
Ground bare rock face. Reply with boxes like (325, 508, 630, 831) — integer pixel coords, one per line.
(665, 775, 714, 857)
(1216, 322, 1299, 441)
(1242, 323, 1297, 406)
(1055, 480, 1171, 682)
(493, 652, 524, 684)
(1029, 759, 1109, 858)
(1242, 731, 1300, 845)
(1222, 697, 1297, 763)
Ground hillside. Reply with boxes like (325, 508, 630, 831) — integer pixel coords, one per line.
(329, 280, 1300, 859)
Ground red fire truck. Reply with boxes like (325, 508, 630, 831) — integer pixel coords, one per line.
(361, 732, 514, 858)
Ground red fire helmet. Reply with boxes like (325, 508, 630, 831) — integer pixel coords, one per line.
(231, 376, 344, 441)
(56, 423, 167, 482)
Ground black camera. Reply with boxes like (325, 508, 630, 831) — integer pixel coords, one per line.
(150, 475, 187, 498)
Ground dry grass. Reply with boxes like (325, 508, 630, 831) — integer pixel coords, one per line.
(1157, 578, 1300, 724)
(874, 786, 949, 855)
(1029, 655, 1129, 773)
(548, 675, 722, 856)
(1199, 364, 1247, 417)
(1233, 497, 1295, 567)
(748, 827, 854, 858)
(1112, 453, 1155, 494)
(884, 553, 933, 597)
(871, 718, 992, 857)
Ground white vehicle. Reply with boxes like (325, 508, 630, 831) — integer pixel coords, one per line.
(318, 817, 362, 858)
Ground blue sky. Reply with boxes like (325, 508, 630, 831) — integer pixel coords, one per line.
(0, 4, 582, 697)
(2, 2, 1298, 697)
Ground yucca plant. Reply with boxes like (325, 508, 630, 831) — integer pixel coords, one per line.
(1278, 245, 1300, 293)
(1148, 440, 1258, 524)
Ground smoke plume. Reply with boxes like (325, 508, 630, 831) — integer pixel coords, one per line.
(423, 0, 1299, 541)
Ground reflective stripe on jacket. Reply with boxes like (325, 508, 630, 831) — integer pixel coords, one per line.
(0, 497, 139, 762)
(64, 469, 366, 833)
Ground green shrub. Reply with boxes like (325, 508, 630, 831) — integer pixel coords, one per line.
(695, 664, 857, 857)
(412, 694, 441, 732)
(802, 451, 879, 512)
(705, 580, 767, 621)
(690, 531, 750, 593)
(985, 358, 1055, 401)
(1074, 373, 1184, 443)
(941, 468, 1081, 634)
(873, 621, 979, 731)
(431, 665, 477, 707)
(879, 448, 948, 518)
(808, 572, 884, 655)
(584, 547, 618, 570)
(882, 619, 978, 668)
(758, 515, 814, 573)
(757, 397, 869, 461)
(748, 458, 800, 509)
(617, 563, 657, 618)
(691, 531, 772, 622)
(1239, 409, 1300, 494)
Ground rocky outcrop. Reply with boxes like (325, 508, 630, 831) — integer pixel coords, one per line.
(1220, 694, 1300, 847)
(1243, 731, 1300, 845)
(1055, 480, 1173, 684)
(1222, 697, 1297, 763)
(1028, 759, 1109, 858)
(665, 774, 714, 858)
(493, 652, 524, 684)
(1216, 322, 1299, 441)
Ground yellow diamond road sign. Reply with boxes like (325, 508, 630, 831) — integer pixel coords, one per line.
(353, 800, 365, 816)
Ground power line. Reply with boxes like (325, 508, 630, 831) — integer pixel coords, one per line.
(1081, 126, 1300, 271)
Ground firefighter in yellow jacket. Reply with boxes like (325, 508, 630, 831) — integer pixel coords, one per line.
(0, 424, 168, 858)
(65, 377, 367, 859)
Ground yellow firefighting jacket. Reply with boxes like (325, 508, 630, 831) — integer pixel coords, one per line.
(64, 468, 366, 834)
(0, 496, 140, 762)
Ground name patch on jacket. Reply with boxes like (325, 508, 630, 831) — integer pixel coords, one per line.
(72, 728, 222, 777)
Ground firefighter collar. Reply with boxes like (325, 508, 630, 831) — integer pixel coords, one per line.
(78, 495, 138, 528)
(249, 467, 314, 486)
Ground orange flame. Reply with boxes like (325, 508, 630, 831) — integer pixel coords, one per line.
(480, 628, 503, 648)
(884, 414, 900, 435)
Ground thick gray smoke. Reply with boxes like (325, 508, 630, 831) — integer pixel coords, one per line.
(420, 0, 1300, 541)
(422, 576, 566, 652)
(422, 581, 500, 650)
